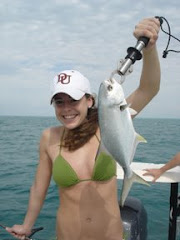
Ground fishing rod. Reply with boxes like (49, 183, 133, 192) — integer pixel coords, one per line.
(0, 224, 44, 240)
(110, 16, 180, 83)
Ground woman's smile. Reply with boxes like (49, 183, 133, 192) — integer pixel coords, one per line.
(63, 114, 78, 120)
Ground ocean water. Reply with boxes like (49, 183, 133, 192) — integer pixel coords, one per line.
(0, 116, 180, 240)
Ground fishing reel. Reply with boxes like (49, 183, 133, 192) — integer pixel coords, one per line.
(111, 16, 180, 84)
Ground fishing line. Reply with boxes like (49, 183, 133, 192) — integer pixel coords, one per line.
(157, 16, 180, 58)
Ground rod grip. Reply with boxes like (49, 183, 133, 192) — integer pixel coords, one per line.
(138, 36, 149, 47)
(138, 16, 163, 48)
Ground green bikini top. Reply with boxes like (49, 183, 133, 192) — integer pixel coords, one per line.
(52, 132, 116, 188)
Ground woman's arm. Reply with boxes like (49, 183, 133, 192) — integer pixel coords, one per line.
(6, 129, 52, 239)
(127, 17, 161, 115)
(23, 129, 52, 229)
(143, 152, 180, 182)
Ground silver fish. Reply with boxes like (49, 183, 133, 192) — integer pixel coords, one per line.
(98, 78, 149, 206)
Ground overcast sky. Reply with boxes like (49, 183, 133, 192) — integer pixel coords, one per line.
(0, 0, 180, 118)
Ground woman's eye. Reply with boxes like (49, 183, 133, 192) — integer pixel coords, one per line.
(56, 100, 63, 104)
(53, 99, 63, 106)
(53, 97, 79, 107)
(70, 99, 78, 103)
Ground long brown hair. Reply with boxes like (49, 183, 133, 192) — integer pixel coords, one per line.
(61, 94, 98, 151)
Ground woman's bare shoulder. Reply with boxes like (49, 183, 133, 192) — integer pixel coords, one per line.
(40, 126, 64, 142)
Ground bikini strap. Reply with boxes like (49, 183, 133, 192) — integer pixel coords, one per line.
(95, 133, 100, 143)
(95, 133, 110, 155)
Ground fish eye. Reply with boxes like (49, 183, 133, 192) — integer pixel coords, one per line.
(107, 85, 113, 91)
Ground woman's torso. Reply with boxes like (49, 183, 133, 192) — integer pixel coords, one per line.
(46, 126, 123, 240)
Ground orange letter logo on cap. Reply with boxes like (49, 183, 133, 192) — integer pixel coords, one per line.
(57, 73, 71, 84)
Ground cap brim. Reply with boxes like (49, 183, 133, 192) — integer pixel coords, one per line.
(50, 86, 86, 104)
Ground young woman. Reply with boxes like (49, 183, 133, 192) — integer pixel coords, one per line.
(143, 152, 180, 182)
(6, 17, 161, 240)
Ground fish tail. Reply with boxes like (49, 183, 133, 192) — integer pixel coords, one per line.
(120, 171, 150, 207)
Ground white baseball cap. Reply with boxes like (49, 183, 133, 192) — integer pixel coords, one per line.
(50, 70, 92, 103)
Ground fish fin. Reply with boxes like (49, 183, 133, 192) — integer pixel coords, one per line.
(129, 134, 147, 164)
(134, 172, 150, 186)
(129, 107, 137, 116)
(136, 134, 147, 143)
(120, 171, 150, 207)
(125, 102, 137, 115)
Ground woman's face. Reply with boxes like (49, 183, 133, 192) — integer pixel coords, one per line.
(53, 93, 93, 129)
